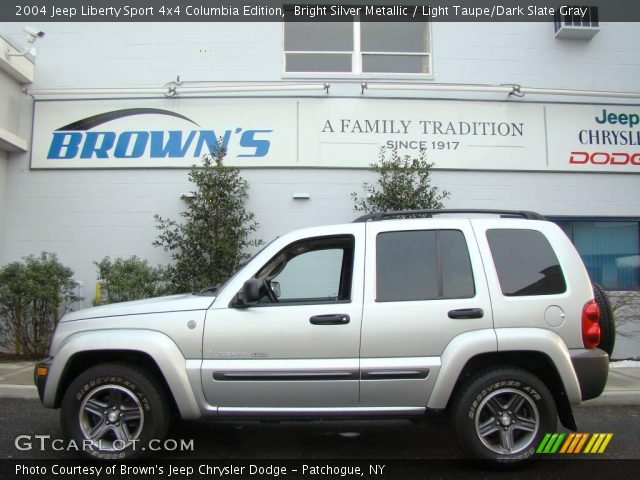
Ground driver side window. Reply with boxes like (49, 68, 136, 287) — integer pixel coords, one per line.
(256, 235, 354, 304)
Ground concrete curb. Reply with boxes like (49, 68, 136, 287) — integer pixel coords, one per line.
(581, 390, 640, 406)
(0, 384, 38, 399)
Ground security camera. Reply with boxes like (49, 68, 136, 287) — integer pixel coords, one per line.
(23, 26, 45, 42)
(6, 25, 45, 58)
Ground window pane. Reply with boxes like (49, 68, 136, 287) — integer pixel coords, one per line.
(441, 231, 475, 298)
(284, 22, 353, 52)
(286, 53, 352, 72)
(572, 222, 639, 290)
(274, 249, 344, 300)
(362, 54, 430, 74)
(361, 22, 429, 52)
(487, 229, 566, 296)
(377, 231, 438, 302)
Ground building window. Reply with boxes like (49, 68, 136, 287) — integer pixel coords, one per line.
(284, 19, 430, 75)
(551, 219, 640, 291)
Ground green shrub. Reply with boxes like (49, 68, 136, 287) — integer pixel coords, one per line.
(0, 252, 80, 357)
(352, 147, 450, 214)
(94, 256, 171, 305)
(154, 143, 262, 293)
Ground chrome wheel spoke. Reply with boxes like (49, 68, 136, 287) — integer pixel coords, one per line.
(499, 428, 515, 452)
(484, 397, 503, 417)
(506, 394, 526, 413)
(514, 415, 537, 433)
(114, 424, 131, 443)
(121, 406, 142, 423)
(478, 417, 500, 437)
(84, 398, 107, 418)
(88, 419, 112, 440)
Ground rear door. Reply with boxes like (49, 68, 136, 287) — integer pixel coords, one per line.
(359, 219, 493, 406)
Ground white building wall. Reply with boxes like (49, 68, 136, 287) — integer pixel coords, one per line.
(0, 22, 638, 89)
(0, 21, 638, 334)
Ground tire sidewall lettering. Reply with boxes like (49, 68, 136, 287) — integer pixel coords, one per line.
(467, 380, 525, 419)
(74, 376, 151, 412)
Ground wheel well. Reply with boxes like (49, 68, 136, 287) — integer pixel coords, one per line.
(54, 350, 179, 414)
(447, 351, 577, 431)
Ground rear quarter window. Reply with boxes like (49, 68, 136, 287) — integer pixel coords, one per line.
(487, 229, 566, 296)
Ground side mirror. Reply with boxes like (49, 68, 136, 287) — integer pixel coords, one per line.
(270, 281, 281, 298)
(234, 278, 261, 308)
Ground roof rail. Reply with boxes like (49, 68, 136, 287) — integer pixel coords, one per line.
(352, 209, 545, 223)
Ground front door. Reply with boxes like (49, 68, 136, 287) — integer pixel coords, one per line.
(201, 226, 364, 408)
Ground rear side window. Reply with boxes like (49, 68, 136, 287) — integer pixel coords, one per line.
(376, 230, 475, 302)
(487, 229, 566, 296)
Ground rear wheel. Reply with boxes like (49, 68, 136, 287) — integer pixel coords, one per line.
(452, 368, 557, 466)
(61, 362, 170, 459)
(592, 282, 615, 356)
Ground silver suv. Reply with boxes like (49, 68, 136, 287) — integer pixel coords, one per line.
(35, 210, 610, 464)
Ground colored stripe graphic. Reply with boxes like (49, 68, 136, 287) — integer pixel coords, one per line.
(584, 433, 614, 454)
(538, 433, 613, 454)
(559, 433, 575, 453)
(537, 433, 552, 453)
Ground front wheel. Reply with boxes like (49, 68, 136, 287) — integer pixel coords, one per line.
(61, 362, 170, 459)
(451, 368, 557, 466)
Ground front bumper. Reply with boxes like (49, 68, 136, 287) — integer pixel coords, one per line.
(570, 348, 609, 401)
(34, 357, 53, 403)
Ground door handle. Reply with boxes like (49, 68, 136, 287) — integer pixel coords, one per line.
(309, 314, 350, 325)
(448, 308, 484, 319)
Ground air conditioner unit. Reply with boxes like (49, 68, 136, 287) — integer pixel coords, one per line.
(554, 6, 600, 40)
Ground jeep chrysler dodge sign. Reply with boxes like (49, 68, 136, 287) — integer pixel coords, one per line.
(31, 98, 639, 172)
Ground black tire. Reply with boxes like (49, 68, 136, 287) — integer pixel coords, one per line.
(451, 368, 557, 466)
(61, 362, 170, 459)
(592, 282, 615, 356)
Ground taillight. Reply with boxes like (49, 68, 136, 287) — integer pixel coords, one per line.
(582, 300, 601, 348)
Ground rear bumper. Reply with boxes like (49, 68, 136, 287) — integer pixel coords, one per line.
(34, 357, 53, 403)
(570, 348, 609, 401)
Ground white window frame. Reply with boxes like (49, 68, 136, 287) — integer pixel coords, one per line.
(282, 20, 434, 80)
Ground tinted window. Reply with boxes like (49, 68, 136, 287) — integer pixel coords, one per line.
(487, 229, 566, 296)
(441, 230, 476, 298)
(376, 230, 474, 302)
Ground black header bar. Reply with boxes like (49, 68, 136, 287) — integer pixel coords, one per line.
(2, 0, 640, 22)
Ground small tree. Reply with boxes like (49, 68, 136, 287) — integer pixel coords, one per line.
(154, 144, 262, 293)
(0, 252, 80, 357)
(94, 256, 171, 305)
(352, 147, 450, 214)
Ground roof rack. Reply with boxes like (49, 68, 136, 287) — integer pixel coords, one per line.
(352, 209, 545, 223)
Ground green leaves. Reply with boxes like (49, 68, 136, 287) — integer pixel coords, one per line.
(0, 252, 81, 356)
(154, 142, 262, 293)
(93, 256, 171, 305)
(352, 147, 450, 214)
